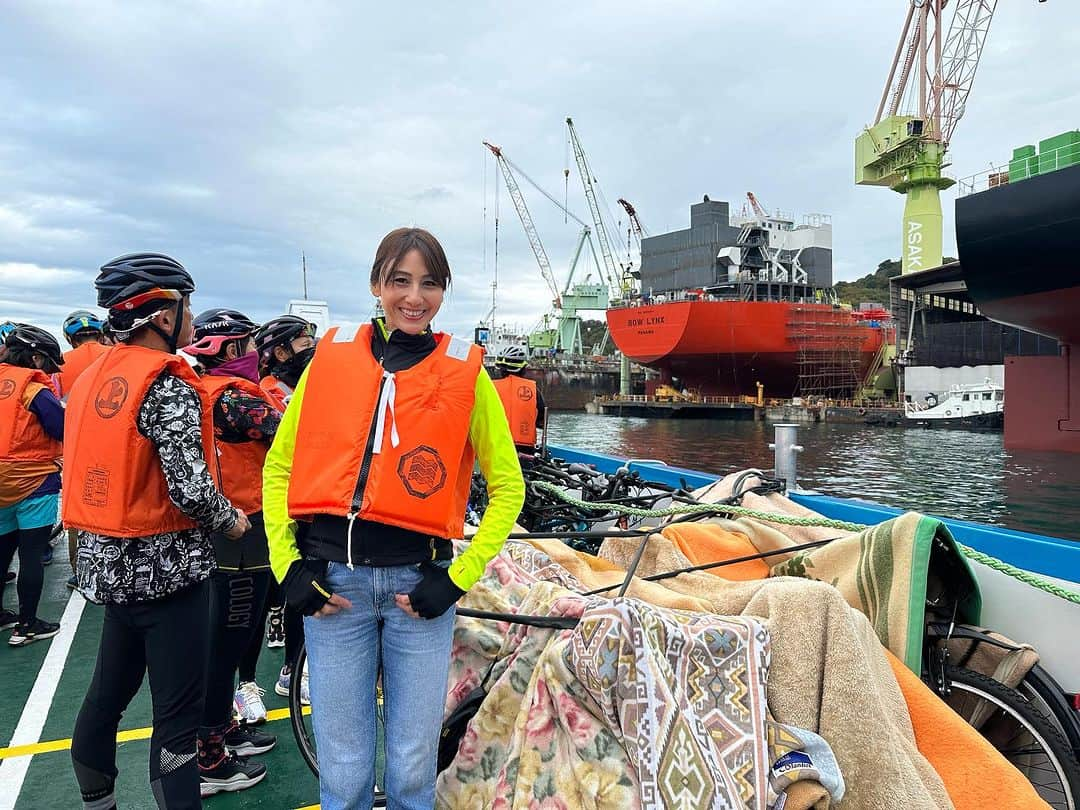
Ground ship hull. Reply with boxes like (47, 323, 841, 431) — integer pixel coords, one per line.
(606, 300, 885, 397)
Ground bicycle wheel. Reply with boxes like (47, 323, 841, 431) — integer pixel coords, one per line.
(1018, 664, 1080, 758)
(289, 644, 388, 807)
(941, 665, 1080, 809)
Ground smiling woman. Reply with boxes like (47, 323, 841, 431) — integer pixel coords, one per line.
(262, 225, 525, 809)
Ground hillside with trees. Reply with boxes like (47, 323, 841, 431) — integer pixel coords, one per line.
(833, 257, 956, 307)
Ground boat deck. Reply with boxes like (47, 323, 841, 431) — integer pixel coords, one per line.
(0, 560, 320, 809)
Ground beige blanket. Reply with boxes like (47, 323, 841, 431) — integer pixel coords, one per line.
(599, 533, 953, 810)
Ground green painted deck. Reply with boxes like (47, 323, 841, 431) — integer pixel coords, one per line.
(0, 558, 322, 809)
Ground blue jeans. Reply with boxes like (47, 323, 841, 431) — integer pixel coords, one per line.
(304, 561, 456, 810)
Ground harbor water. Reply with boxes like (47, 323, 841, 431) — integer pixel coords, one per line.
(546, 414, 1080, 541)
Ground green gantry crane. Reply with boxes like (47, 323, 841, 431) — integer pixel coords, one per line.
(856, 0, 998, 274)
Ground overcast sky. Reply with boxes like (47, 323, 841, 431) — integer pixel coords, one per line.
(2, 1, 1077, 341)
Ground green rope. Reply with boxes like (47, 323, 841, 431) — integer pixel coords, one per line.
(531, 481, 1080, 605)
(532, 481, 866, 531)
(957, 544, 1080, 606)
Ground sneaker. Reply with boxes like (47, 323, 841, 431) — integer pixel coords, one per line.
(274, 665, 310, 705)
(199, 752, 266, 797)
(41, 546, 53, 566)
(9, 618, 60, 647)
(223, 722, 276, 756)
(265, 606, 285, 648)
(66, 575, 78, 590)
(233, 681, 267, 726)
(0, 610, 18, 630)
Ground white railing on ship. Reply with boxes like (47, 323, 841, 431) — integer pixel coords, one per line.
(957, 142, 1080, 197)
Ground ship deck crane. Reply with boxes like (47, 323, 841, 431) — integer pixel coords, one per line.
(616, 198, 647, 244)
(483, 141, 607, 355)
(566, 118, 632, 299)
(745, 191, 770, 219)
(856, 0, 998, 274)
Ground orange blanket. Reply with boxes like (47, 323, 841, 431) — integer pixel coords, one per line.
(886, 651, 1050, 810)
(660, 522, 771, 581)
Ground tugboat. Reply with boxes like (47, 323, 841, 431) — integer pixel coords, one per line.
(904, 379, 1004, 429)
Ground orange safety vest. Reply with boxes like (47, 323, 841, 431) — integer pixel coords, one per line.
(492, 375, 538, 448)
(259, 374, 293, 411)
(55, 342, 109, 401)
(62, 344, 220, 538)
(0, 365, 63, 463)
(288, 324, 482, 540)
(201, 374, 277, 515)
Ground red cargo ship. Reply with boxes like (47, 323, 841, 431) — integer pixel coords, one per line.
(606, 197, 888, 397)
(607, 299, 887, 397)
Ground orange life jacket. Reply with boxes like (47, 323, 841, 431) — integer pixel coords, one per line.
(288, 324, 482, 541)
(200, 374, 277, 515)
(55, 342, 109, 401)
(492, 375, 538, 447)
(62, 344, 220, 538)
(259, 374, 293, 411)
(0, 365, 64, 463)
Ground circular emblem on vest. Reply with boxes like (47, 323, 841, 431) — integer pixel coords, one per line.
(94, 376, 130, 419)
(0, 379, 15, 400)
(397, 445, 447, 499)
(516, 385, 533, 401)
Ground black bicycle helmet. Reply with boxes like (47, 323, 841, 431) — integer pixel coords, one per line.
(5, 324, 64, 372)
(95, 252, 195, 351)
(254, 315, 316, 364)
(185, 309, 258, 358)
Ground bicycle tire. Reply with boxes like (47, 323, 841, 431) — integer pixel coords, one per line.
(941, 665, 1079, 809)
(289, 644, 388, 807)
(1019, 664, 1080, 756)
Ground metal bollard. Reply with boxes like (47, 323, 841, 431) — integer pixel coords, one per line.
(769, 423, 803, 492)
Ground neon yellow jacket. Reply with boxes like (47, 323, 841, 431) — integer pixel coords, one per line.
(263, 338, 525, 593)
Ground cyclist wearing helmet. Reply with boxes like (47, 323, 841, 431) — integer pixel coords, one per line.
(492, 344, 547, 454)
(0, 325, 65, 646)
(0, 321, 18, 363)
(54, 309, 109, 401)
(253, 315, 317, 410)
(183, 308, 280, 794)
(263, 227, 524, 810)
(64, 253, 249, 810)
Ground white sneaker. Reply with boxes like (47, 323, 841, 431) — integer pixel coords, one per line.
(274, 665, 310, 705)
(233, 681, 268, 725)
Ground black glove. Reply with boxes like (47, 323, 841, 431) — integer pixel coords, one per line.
(282, 559, 334, 616)
(407, 561, 466, 619)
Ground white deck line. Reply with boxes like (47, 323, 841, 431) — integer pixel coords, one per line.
(0, 592, 87, 810)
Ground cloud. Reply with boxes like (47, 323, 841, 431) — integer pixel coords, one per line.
(0, 0, 1076, 341)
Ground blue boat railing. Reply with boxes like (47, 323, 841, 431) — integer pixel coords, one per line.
(547, 443, 1080, 586)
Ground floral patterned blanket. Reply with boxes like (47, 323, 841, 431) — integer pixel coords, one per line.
(436, 541, 843, 810)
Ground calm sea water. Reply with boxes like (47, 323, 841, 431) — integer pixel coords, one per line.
(545, 414, 1080, 541)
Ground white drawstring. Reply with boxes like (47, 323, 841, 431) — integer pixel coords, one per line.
(371, 370, 399, 454)
(346, 511, 357, 570)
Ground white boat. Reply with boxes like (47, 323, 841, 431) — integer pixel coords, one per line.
(905, 378, 1004, 429)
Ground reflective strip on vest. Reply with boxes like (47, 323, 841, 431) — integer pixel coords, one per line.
(493, 375, 538, 447)
(0, 365, 63, 464)
(288, 325, 482, 540)
(62, 344, 220, 538)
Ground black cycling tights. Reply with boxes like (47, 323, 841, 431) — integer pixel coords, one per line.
(202, 570, 270, 730)
(0, 525, 51, 622)
(71, 580, 209, 810)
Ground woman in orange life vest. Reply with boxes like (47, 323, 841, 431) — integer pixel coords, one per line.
(263, 227, 525, 810)
(0, 325, 65, 646)
(182, 308, 283, 796)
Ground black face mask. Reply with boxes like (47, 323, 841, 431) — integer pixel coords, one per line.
(279, 345, 316, 385)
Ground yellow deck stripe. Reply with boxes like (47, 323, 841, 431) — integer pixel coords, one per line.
(0, 706, 308, 760)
